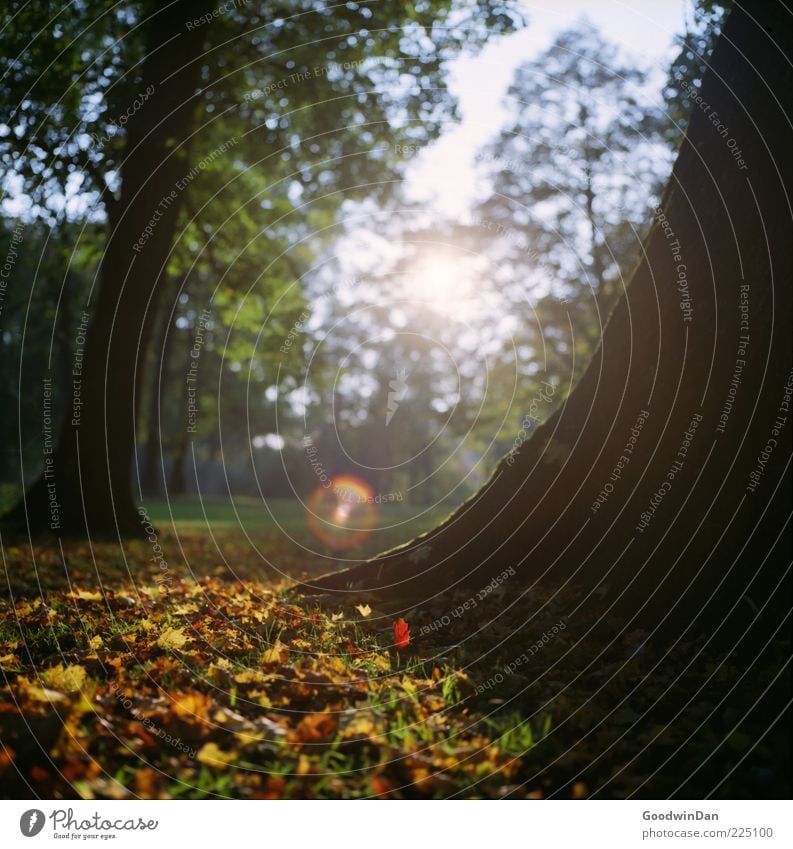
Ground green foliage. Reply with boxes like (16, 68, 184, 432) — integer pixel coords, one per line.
(0, 0, 521, 216)
(0, 0, 522, 505)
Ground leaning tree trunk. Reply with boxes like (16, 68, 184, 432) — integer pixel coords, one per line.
(4, 1, 211, 537)
(306, 1, 792, 643)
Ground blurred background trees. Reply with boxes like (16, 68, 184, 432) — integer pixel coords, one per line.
(1, 2, 703, 545)
(0, 0, 520, 532)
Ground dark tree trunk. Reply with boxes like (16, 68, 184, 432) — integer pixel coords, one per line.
(167, 430, 189, 496)
(4, 1, 211, 538)
(166, 316, 202, 497)
(139, 281, 182, 496)
(306, 1, 793, 645)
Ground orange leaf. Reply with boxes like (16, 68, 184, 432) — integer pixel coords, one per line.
(294, 712, 338, 744)
(393, 618, 410, 649)
(172, 691, 213, 720)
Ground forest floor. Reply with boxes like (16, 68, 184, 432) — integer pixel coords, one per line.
(0, 510, 789, 799)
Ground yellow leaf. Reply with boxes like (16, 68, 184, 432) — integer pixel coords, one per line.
(261, 641, 285, 664)
(341, 715, 376, 740)
(233, 669, 272, 684)
(20, 681, 66, 702)
(327, 656, 348, 674)
(69, 589, 103, 602)
(372, 654, 391, 672)
(400, 676, 417, 693)
(356, 604, 372, 618)
(331, 612, 344, 622)
(89, 635, 104, 649)
(42, 664, 87, 693)
(172, 692, 213, 718)
(157, 627, 189, 650)
(196, 742, 237, 769)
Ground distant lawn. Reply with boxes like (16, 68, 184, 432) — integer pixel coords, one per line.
(143, 495, 451, 563)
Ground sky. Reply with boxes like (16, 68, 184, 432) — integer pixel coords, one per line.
(404, 0, 689, 216)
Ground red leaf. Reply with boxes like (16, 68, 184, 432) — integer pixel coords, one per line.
(393, 618, 410, 649)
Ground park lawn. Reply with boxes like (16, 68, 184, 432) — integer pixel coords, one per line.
(0, 504, 788, 799)
(143, 495, 451, 566)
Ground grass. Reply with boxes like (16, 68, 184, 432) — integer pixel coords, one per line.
(144, 494, 448, 539)
(143, 495, 450, 566)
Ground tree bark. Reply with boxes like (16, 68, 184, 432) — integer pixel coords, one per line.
(167, 429, 189, 496)
(3, 1, 211, 537)
(305, 1, 793, 644)
(139, 277, 184, 496)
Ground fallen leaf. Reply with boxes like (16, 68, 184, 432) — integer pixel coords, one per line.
(172, 691, 213, 719)
(42, 664, 87, 693)
(68, 589, 103, 602)
(157, 627, 189, 650)
(371, 654, 391, 672)
(18, 681, 67, 702)
(134, 768, 160, 798)
(196, 742, 237, 769)
(296, 754, 314, 775)
(261, 641, 285, 664)
(340, 713, 376, 741)
(371, 775, 391, 797)
(233, 669, 273, 685)
(294, 712, 338, 744)
(356, 604, 372, 618)
(393, 618, 410, 649)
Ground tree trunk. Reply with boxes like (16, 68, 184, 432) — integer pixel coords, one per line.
(139, 279, 183, 496)
(166, 310, 205, 497)
(3, 1, 211, 537)
(306, 1, 792, 644)
(167, 429, 189, 496)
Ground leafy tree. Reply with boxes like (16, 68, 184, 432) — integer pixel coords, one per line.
(0, 0, 520, 535)
(476, 21, 671, 351)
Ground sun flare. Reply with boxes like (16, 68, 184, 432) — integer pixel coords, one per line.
(401, 250, 478, 318)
